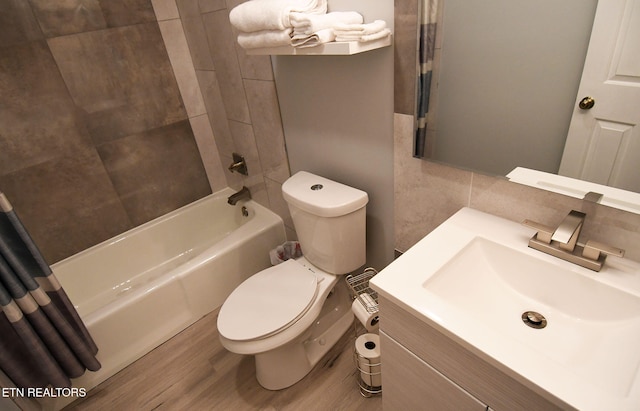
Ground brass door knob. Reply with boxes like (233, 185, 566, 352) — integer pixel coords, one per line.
(579, 96, 595, 109)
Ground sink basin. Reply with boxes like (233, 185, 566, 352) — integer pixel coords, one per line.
(424, 237, 640, 398)
(370, 207, 640, 411)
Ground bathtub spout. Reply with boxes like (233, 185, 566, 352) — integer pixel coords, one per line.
(228, 186, 251, 205)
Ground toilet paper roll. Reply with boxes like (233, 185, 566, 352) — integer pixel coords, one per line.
(355, 333, 382, 388)
(352, 297, 379, 332)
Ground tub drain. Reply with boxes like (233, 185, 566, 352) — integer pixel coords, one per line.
(521, 311, 547, 329)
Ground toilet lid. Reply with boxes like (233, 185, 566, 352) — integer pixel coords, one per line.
(218, 259, 319, 341)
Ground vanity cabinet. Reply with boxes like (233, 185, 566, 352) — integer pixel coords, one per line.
(381, 331, 487, 410)
(378, 295, 570, 411)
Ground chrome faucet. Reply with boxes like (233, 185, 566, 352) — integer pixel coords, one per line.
(227, 186, 251, 205)
(550, 210, 585, 252)
(523, 210, 624, 271)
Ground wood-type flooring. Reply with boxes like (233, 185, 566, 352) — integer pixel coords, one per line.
(64, 309, 382, 411)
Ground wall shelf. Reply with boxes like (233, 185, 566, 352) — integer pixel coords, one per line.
(245, 35, 392, 56)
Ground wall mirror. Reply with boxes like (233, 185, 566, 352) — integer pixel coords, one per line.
(418, 0, 640, 212)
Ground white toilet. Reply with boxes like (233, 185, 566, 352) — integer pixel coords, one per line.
(217, 171, 368, 390)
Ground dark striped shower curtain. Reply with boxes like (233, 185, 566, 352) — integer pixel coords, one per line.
(414, 0, 439, 157)
(0, 192, 100, 389)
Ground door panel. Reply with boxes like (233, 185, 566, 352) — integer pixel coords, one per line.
(560, 0, 640, 193)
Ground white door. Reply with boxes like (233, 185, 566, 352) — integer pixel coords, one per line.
(559, 0, 640, 193)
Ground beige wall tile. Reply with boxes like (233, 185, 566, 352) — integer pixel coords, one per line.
(227, 120, 261, 175)
(264, 177, 292, 230)
(0, 41, 92, 175)
(96, 121, 211, 226)
(158, 19, 207, 118)
(152, 0, 179, 21)
(201, 0, 227, 13)
(189, 114, 227, 191)
(244, 79, 289, 184)
(29, 0, 106, 37)
(236, 52, 274, 81)
(0, 0, 43, 47)
(176, 0, 216, 70)
(202, 10, 251, 123)
(240, 174, 269, 208)
(469, 173, 584, 225)
(395, 115, 472, 251)
(0, 150, 132, 263)
(48, 23, 187, 143)
(196, 70, 235, 155)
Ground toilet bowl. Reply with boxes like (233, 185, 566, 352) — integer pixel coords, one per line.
(217, 171, 368, 390)
(217, 257, 353, 390)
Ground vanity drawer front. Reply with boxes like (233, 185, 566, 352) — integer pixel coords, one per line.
(381, 331, 487, 410)
(379, 296, 572, 411)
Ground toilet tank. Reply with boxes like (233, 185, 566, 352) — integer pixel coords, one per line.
(282, 171, 368, 275)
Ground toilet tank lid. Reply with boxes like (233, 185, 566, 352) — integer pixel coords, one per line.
(282, 171, 368, 218)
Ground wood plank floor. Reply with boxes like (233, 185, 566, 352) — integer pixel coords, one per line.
(64, 309, 382, 411)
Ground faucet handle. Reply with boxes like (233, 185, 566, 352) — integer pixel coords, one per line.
(522, 219, 554, 244)
(228, 152, 248, 175)
(582, 240, 625, 261)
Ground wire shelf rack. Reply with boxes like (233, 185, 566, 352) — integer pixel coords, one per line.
(346, 267, 382, 397)
(346, 267, 379, 314)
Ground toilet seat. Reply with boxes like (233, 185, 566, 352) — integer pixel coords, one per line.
(217, 259, 319, 342)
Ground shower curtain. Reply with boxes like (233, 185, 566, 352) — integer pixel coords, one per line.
(414, 0, 439, 157)
(0, 192, 100, 389)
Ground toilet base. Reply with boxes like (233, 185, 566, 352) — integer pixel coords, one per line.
(254, 281, 353, 390)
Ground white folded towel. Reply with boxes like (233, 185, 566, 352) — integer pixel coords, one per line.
(229, 0, 327, 32)
(334, 19, 387, 36)
(237, 28, 293, 49)
(336, 28, 391, 43)
(334, 20, 391, 42)
(290, 11, 363, 36)
(291, 28, 336, 48)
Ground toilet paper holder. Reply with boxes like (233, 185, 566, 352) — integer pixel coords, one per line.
(346, 269, 382, 397)
(346, 267, 379, 315)
(354, 335, 382, 397)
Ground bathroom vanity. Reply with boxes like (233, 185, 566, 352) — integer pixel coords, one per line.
(377, 296, 567, 410)
(370, 208, 640, 411)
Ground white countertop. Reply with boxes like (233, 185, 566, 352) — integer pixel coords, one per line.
(370, 207, 640, 411)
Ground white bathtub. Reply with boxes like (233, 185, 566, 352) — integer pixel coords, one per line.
(50, 188, 285, 405)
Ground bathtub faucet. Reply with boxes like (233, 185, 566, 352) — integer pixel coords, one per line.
(228, 186, 251, 205)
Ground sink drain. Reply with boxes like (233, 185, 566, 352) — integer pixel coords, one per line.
(521, 311, 547, 329)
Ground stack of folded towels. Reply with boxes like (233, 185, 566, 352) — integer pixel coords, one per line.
(289, 11, 363, 48)
(229, 0, 391, 49)
(230, 0, 328, 49)
(334, 20, 391, 43)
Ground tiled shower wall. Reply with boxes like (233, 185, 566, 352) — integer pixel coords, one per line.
(159, 0, 293, 234)
(0, 0, 216, 263)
